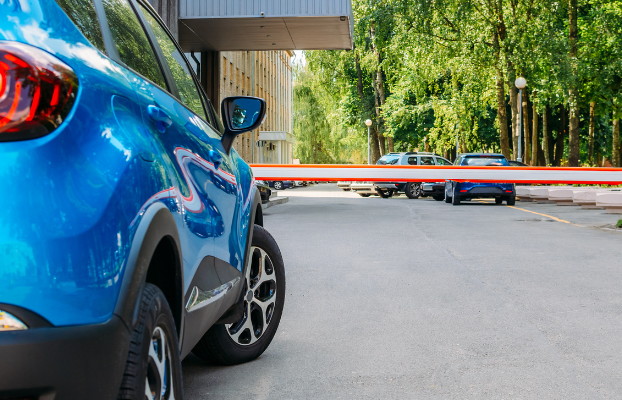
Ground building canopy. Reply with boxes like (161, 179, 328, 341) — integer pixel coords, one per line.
(178, 0, 353, 51)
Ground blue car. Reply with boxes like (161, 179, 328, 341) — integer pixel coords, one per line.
(267, 180, 294, 190)
(444, 153, 516, 205)
(0, 1, 285, 399)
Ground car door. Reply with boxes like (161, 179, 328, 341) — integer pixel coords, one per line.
(99, 0, 240, 353)
(406, 156, 418, 165)
(99, 0, 217, 255)
(436, 157, 453, 166)
(135, 2, 243, 273)
(420, 156, 435, 166)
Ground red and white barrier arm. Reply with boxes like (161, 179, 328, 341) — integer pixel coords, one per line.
(250, 164, 622, 185)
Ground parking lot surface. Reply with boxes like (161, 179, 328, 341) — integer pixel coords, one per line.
(183, 184, 622, 399)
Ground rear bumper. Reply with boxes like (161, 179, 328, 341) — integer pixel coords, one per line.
(0, 315, 129, 400)
(351, 184, 376, 194)
(374, 183, 404, 191)
(459, 187, 515, 198)
(422, 184, 444, 196)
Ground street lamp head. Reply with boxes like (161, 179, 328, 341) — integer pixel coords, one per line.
(515, 77, 527, 89)
(365, 119, 372, 127)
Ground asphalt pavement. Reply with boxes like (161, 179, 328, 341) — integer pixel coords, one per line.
(183, 184, 622, 399)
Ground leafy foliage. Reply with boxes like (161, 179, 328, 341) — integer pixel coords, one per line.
(294, 0, 622, 165)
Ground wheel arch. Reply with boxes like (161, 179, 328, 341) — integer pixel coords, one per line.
(114, 203, 184, 337)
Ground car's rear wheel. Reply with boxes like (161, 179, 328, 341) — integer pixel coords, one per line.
(273, 181, 283, 190)
(507, 196, 516, 206)
(452, 186, 461, 205)
(118, 284, 182, 400)
(495, 197, 503, 204)
(358, 193, 370, 197)
(192, 225, 285, 365)
(405, 182, 421, 199)
(376, 189, 391, 198)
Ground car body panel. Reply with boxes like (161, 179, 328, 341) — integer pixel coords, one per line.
(372, 153, 451, 193)
(0, 0, 254, 331)
(350, 182, 376, 194)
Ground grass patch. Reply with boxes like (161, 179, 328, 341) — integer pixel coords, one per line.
(617, 219, 622, 228)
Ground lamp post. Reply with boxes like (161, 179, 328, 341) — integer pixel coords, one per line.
(365, 119, 372, 164)
(515, 77, 527, 162)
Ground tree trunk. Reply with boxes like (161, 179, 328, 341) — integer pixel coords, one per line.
(523, 91, 531, 164)
(613, 118, 620, 167)
(532, 102, 539, 166)
(372, 78, 385, 156)
(355, 54, 377, 161)
(375, 68, 394, 152)
(370, 22, 387, 156)
(567, 0, 580, 166)
(493, 30, 510, 159)
(507, 63, 518, 160)
(555, 104, 566, 166)
(543, 105, 550, 166)
(378, 132, 386, 155)
(588, 101, 595, 164)
(355, 54, 365, 101)
(371, 126, 381, 163)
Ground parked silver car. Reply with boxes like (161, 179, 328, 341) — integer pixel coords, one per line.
(373, 152, 453, 198)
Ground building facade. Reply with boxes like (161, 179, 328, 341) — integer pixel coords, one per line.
(218, 50, 294, 164)
(147, 0, 352, 164)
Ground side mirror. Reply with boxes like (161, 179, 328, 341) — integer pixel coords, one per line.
(220, 96, 266, 154)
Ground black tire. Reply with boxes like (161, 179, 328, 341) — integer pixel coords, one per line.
(507, 196, 516, 206)
(405, 182, 421, 199)
(452, 185, 461, 205)
(376, 189, 390, 198)
(193, 225, 285, 365)
(358, 193, 371, 197)
(118, 283, 182, 400)
(444, 192, 452, 203)
(433, 196, 444, 201)
(495, 197, 503, 204)
(273, 181, 283, 190)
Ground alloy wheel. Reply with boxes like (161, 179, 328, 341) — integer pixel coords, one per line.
(409, 183, 422, 197)
(273, 182, 283, 190)
(145, 326, 175, 400)
(227, 246, 277, 346)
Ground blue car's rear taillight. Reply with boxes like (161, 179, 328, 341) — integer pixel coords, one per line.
(0, 41, 78, 142)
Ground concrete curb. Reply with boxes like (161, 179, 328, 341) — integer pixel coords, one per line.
(262, 197, 289, 210)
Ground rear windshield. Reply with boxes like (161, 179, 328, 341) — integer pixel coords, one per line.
(377, 155, 400, 165)
(462, 157, 509, 166)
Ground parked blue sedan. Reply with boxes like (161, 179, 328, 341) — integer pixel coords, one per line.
(444, 153, 516, 205)
(0, 1, 285, 399)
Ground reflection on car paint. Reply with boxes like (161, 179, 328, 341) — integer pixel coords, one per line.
(0, 1, 258, 326)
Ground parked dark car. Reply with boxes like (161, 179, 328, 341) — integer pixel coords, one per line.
(421, 182, 445, 201)
(444, 153, 516, 205)
(509, 160, 528, 166)
(256, 180, 272, 203)
(267, 180, 294, 190)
